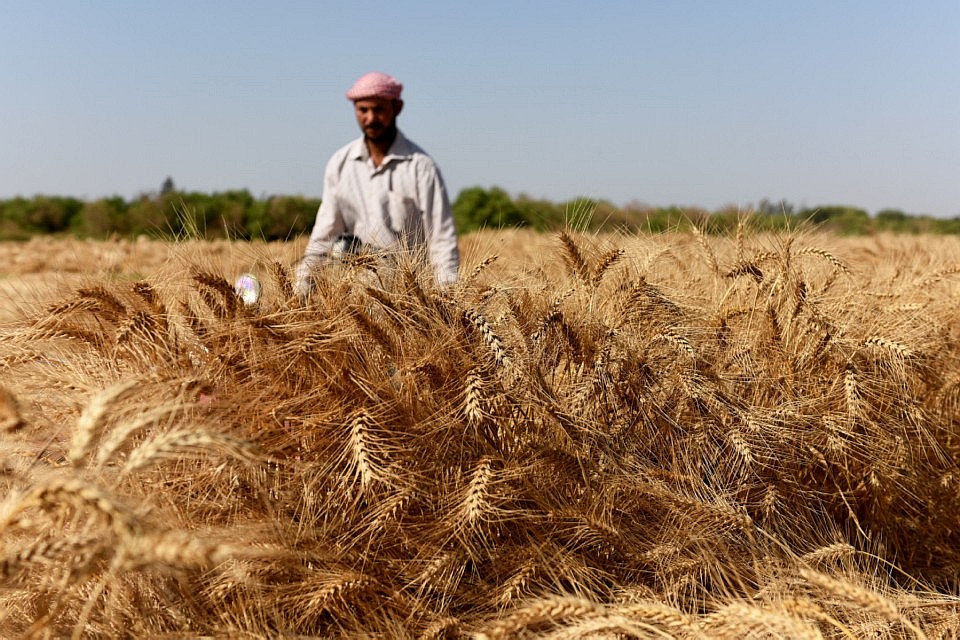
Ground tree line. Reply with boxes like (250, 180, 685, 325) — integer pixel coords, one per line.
(1, 184, 958, 241)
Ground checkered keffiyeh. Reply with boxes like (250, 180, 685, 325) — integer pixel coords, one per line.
(346, 72, 403, 101)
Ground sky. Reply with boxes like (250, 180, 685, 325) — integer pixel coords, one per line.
(2, 1, 959, 217)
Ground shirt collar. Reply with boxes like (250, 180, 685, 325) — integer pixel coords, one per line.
(349, 129, 414, 164)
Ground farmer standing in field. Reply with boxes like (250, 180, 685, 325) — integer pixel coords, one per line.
(294, 71, 460, 297)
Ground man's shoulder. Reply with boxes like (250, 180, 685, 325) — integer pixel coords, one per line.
(323, 137, 365, 177)
(330, 137, 365, 162)
(394, 133, 442, 172)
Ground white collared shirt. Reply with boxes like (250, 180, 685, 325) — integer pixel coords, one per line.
(296, 130, 460, 292)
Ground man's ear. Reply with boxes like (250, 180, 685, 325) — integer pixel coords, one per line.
(393, 99, 404, 116)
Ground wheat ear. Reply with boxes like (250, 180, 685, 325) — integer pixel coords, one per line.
(271, 260, 295, 300)
(0, 385, 25, 432)
(463, 367, 489, 427)
(69, 380, 140, 467)
(801, 542, 857, 566)
(800, 568, 927, 639)
(78, 285, 128, 322)
(797, 246, 852, 275)
(864, 335, 915, 360)
(558, 231, 590, 283)
(692, 224, 720, 275)
(466, 255, 499, 284)
(1, 535, 98, 577)
(464, 308, 511, 370)
(19, 477, 139, 537)
(122, 429, 260, 476)
(475, 595, 606, 639)
(592, 248, 624, 285)
(461, 456, 497, 527)
(703, 601, 824, 640)
(344, 409, 395, 493)
(94, 404, 185, 468)
(123, 529, 234, 570)
(192, 268, 239, 318)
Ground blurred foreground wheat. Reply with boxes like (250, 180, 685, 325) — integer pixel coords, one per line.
(2, 227, 960, 638)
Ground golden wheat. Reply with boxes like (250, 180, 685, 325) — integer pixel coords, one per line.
(1, 230, 960, 636)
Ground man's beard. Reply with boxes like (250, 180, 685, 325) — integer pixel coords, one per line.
(364, 122, 397, 145)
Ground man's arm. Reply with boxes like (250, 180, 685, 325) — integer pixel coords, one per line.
(295, 157, 347, 297)
(419, 162, 460, 286)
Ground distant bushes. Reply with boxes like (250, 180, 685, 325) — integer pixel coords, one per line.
(0, 186, 957, 240)
(451, 189, 960, 236)
(0, 190, 319, 241)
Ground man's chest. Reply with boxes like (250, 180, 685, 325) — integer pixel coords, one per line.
(340, 160, 417, 201)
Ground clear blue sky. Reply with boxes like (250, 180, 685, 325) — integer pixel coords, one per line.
(2, 1, 959, 216)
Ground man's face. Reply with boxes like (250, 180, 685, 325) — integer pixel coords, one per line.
(354, 98, 402, 142)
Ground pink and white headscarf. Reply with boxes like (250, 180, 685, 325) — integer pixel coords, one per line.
(346, 72, 403, 101)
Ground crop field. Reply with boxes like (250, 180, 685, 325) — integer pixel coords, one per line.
(2, 226, 960, 638)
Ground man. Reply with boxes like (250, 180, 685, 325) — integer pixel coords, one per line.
(295, 71, 460, 296)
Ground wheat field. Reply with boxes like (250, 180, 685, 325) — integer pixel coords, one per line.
(2, 225, 960, 639)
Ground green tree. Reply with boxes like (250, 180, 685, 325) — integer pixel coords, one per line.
(14, 196, 84, 233)
(245, 195, 318, 240)
(452, 186, 529, 233)
(800, 205, 870, 235)
(74, 197, 129, 237)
